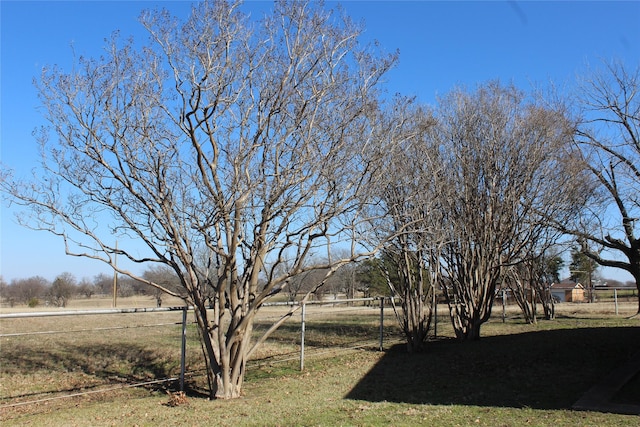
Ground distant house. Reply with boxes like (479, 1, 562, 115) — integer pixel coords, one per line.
(550, 280, 585, 302)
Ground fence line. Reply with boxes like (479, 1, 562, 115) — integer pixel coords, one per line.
(262, 297, 395, 368)
(0, 297, 394, 409)
(3, 294, 634, 409)
(1, 305, 190, 403)
(0, 305, 189, 319)
(263, 297, 391, 369)
(0, 322, 181, 338)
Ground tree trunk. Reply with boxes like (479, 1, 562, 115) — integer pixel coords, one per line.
(466, 320, 482, 341)
(390, 284, 433, 353)
(403, 291, 432, 353)
(191, 296, 250, 399)
(445, 271, 497, 342)
(509, 282, 535, 324)
(452, 314, 483, 341)
(447, 300, 485, 342)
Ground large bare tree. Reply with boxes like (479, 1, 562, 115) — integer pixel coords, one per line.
(1, 0, 394, 398)
(567, 61, 640, 314)
(433, 82, 581, 340)
(366, 98, 442, 352)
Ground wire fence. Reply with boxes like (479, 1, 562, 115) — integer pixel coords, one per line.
(1, 291, 636, 410)
(0, 306, 190, 410)
(495, 287, 638, 318)
(0, 298, 402, 410)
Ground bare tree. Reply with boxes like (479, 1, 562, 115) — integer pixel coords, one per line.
(142, 265, 182, 307)
(7, 276, 49, 306)
(277, 261, 325, 302)
(333, 262, 359, 300)
(268, 255, 326, 302)
(567, 61, 640, 314)
(48, 271, 77, 307)
(325, 248, 360, 300)
(433, 82, 581, 340)
(366, 98, 441, 352)
(1, 0, 394, 398)
(534, 252, 563, 320)
(503, 251, 563, 323)
(0, 276, 7, 305)
(77, 277, 96, 298)
(93, 273, 113, 296)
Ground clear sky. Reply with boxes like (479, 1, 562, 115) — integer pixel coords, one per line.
(1, 1, 639, 283)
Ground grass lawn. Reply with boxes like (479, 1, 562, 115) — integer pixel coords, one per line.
(1, 299, 638, 426)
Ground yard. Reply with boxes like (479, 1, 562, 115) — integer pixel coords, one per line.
(0, 297, 638, 426)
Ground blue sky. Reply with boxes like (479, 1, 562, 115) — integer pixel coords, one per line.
(1, 1, 639, 283)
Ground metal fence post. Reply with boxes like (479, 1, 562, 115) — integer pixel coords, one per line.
(614, 288, 619, 315)
(300, 302, 306, 371)
(180, 307, 187, 392)
(502, 290, 507, 323)
(433, 290, 438, 339)
(379, 297, 384, 351)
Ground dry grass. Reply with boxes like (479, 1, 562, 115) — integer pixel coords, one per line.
(0, 295, 187, 313)
(0, 297, 638, 426)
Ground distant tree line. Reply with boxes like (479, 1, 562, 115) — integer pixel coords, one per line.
(0, 268, 181, 308)
(1, 256, 634, 310)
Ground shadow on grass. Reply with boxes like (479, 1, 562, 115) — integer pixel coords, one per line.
(1, 343, 179, 399)
(346, 326, 640, 410)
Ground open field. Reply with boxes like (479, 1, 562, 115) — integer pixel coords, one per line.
(1, 297, 639, 426)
